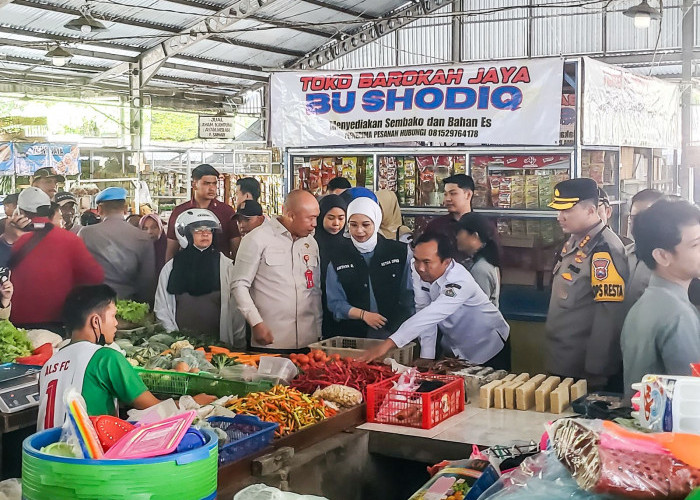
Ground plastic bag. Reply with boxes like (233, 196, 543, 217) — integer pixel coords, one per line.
(233, 484, 328, 500)
(60, 388, 104, 459)
(174, 348, 216, 373)
(145, 354, 173, 370)
(0, 479, 21, 500)
(480, 452, 607, 500)
(313, 385, 362, 408)
(549, 418, 700, 499)
(376, 368, 420, 422)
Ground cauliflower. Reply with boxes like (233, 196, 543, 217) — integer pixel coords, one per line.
(170, 340, 194, 356)
(26, 329, 63, 350)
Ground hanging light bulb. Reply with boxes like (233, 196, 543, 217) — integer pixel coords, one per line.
(45, 45, 74, 67)
(64, 13, 107, 34)
(623, 0, 661, 30)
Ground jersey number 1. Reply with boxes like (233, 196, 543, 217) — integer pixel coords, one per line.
(44, 379, 58, 430)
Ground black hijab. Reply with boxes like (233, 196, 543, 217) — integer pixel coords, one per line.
(315, 194, 347, 250)
(315, 194, 347, 281)
(167, 232, 221, 296)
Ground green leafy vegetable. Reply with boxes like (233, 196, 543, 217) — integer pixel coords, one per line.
(0, 320, 33, 362)
(211, 353, 239, 371)
(116, 300, 150, 324)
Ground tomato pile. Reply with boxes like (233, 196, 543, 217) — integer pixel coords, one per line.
(289, 349, 341, 371)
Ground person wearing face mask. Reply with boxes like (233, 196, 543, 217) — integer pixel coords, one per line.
(315, 194, 347, 338)
(38, 285, 215, 430)
(326, 197, 414, 339)
(154, 209, 246, 348)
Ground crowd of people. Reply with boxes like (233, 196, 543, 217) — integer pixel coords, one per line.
(2, 164, 699, 419)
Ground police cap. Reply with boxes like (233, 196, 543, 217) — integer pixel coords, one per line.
(548, 178, 598, 210)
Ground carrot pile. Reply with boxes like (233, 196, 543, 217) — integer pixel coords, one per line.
(195, 346, 279, 366)
(290, 358, 394, 397)
(226, 385, 336, 437)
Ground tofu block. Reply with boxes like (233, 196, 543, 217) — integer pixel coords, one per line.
(479, 380, 504, 409)
(515, 374, 547, 411)
(505, 381, 525, 409)
(492, 374, 516, 409)
(504, 373, 531, 409)
(535, 376, 561, 412)
(550, 386, 570, 414)
(558, 378, 574, 392)
(515, 381, 537, 410)
(570, 379, 588, 402)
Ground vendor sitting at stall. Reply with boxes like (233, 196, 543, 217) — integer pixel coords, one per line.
(37, 284, 216, 431)
(358, 231, 510, 368)
(154, 209, 246, 348)
(326, 197, 414, 339)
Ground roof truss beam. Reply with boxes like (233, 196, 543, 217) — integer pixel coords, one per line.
(292, 0, 458, 69)
(89, 0, 279, 86)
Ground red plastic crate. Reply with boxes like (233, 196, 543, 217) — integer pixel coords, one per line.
(365, 374, 465, 429)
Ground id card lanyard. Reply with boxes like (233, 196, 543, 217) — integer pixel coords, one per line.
(303, 254, 314, 289)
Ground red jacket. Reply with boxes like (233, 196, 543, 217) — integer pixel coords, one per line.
(10, 219, 104, 325)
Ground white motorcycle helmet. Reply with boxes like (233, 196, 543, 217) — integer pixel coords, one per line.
(174, 209, 221, 248)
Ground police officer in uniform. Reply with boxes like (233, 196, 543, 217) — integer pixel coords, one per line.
(546, 178, 628, 391)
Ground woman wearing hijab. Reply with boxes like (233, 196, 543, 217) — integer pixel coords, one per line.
(315, 195, 348, 338)
(376, 190, 412, 243)
(154, 209, 246, 347)
(326, 197, 414, 339)
(455, 212, 502, 308)
(139, 214, 167, 278)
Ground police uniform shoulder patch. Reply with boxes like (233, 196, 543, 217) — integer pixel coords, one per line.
(591, 251, 625, 302)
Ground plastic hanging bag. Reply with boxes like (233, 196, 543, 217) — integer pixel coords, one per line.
(549, 418, 700, 499)
(0, 479, 22, 500)
(479, 452, 609, 500)
(233, 485, 328, 500)
(173, 348, 216, 373)
(59, 388, 104, 459)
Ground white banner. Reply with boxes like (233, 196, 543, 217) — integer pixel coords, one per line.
(198, 116, 236, 139)
(583, 57, 680, 148)
(270, 58, 564, 147)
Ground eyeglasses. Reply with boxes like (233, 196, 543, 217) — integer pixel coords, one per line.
(192, 227, 213, 234)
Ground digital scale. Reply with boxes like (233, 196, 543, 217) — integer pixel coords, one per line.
(0, 363, 40, 414)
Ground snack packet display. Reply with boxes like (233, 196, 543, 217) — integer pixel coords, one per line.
(321, 158, 336, 193)
(417, 156, 436, 206)
(525, 175, 540, 209)
(365, 157, 375, 189)
(309, 159, 321, 195)
(341, 157, 357, 186)
(404, 157, 417, 206)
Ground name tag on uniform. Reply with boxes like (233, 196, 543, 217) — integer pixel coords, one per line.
(380, 259, 400, 267)
(591, 251, 625, 302)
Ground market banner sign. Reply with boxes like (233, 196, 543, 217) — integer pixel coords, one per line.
(0, 143, 13, 175)
(270, 58, 564, 147)
(583, 58, 680, 148)
(14, 143, 80, 175)
(198, 116, 236, 139)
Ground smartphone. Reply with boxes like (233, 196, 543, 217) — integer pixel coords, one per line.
(0, 267, 10, 283)
(10, 207, 39, 231)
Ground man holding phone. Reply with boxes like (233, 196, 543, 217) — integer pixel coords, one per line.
(9, 187, 103, 334)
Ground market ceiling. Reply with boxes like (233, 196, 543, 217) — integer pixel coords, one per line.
(0, 0, 414, 112)
(0, 0, 697, 114)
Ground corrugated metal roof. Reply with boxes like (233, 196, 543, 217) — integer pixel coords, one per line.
(0, 0, 696, 113)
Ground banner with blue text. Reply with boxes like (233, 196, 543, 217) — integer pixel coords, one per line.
(270, 58, 563, 147)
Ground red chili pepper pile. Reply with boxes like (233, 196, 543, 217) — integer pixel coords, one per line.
(290, 358, 394, 397)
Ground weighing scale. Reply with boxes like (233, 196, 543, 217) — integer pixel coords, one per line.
(0, 363, 40, 414)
